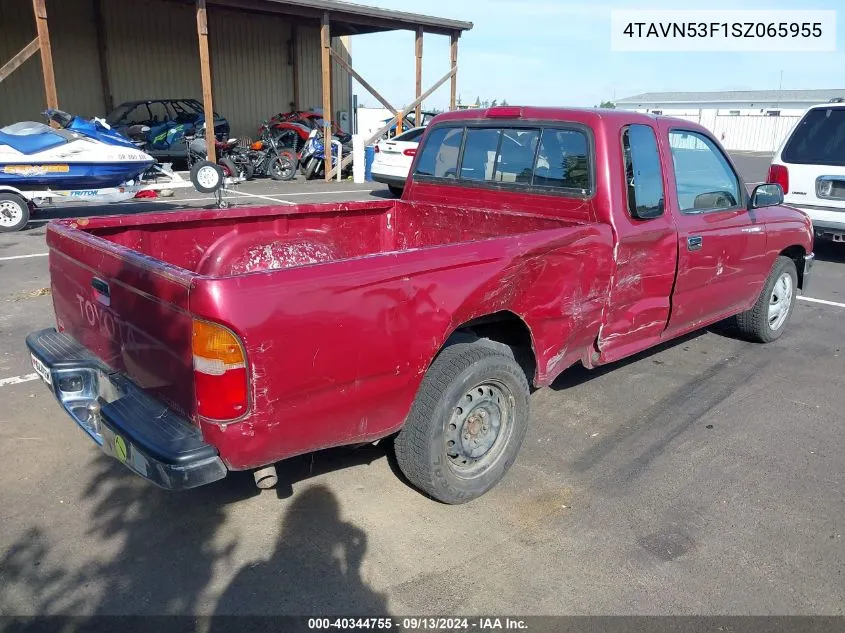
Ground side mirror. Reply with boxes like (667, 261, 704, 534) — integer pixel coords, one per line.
(750, 183, 784, 209)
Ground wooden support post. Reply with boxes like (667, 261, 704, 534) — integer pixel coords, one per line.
(291, 26, 299, 110)
(321, 12, 332, 182)
(0, 38, 40, 85)
(196, 0, 216, 164)
(449, 31, 459, 111)
(92, 0, 113, 113)
(328, 49, 395, 115)
(32, 0, 58, 111)
(329, 66, 456, 179)
(415, 27, 423, 124)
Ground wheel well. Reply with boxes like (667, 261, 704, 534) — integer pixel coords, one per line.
(780, 245, 806, 289)
(446, 311, 536, 383)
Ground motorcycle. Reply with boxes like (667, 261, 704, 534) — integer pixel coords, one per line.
(233, 123, 297, 181)
(298, 129, 353, 180)
(184, 125, 252, 181)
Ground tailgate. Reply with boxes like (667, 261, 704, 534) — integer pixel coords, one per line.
(46, 222, 196, 419)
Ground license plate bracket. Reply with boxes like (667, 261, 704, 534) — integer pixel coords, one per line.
(31, 353, 52, 386)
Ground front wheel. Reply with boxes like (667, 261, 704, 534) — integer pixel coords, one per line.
(303, 157, 321, 180)
(394, 338, 530, 504)
(270, 155, 296, 181)
(190, 160, 224, 194)
(734, 255, 798, 343)
(0, 193, 31, 233)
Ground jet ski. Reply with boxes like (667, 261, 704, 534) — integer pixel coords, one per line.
(0, 109, 156, 190)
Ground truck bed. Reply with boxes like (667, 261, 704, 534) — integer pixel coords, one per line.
(47, 199, 612, 469)
(82, 200, 571, 276)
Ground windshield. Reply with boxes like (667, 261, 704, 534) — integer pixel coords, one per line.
(782, 107, 845, 167)
(106, 105, 134, 125)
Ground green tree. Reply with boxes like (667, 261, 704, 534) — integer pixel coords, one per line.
(501, 99, 509, 106)
(597, 100, 616, 109)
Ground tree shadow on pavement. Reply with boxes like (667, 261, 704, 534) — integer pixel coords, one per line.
(0, 453, 387, 621)
(213, 484, 388, 618)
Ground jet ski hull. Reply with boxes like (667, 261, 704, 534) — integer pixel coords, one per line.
(0, 160, 154, 190)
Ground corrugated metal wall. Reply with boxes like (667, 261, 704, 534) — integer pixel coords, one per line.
(0, 0, 103, 125)
(1, 0, 352, 137)
(295, 27, 352, 124)
(102, 0, 202, 106)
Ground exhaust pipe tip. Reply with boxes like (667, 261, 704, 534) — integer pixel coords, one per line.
(253, 465, 278, 489)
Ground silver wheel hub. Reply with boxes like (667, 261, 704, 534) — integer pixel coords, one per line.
(0, 200, 24, 227)
(768, 272, 793, 331)
(445, 382, 511, 475)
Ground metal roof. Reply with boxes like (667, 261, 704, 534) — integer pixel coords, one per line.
(205, 0, 473, 35)
(617, 89, 845, 104)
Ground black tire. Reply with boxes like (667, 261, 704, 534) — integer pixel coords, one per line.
(394, 338, 530, 504)
(241, 161, 255, 181)
(217, 157, 239, 178)
(734, 256, 798, 343)
(0, 193, 31, 233)
(270, 155, 296, 181)
(303, 157, 321, 180)
(388, 185, 404, 198)
(189, 160, 224, 194)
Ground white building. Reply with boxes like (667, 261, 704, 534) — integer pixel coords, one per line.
(616, 89, 845, 152)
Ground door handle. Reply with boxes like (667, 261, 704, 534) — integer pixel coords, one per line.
(687, 236, 703, 251)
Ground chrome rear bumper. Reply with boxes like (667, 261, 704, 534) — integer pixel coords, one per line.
(26, 328, 226, 490)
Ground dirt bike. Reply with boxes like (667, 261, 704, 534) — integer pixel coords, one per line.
(298, 129, 353, 180)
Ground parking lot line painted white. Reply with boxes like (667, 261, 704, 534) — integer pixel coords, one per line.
(799, 296, 845, 308)
(226, 190, 295, 205)
(0, 253, 48, 262)
(0, 373, 39, 388)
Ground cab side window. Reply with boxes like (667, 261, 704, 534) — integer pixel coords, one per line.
(668, 130, 742, 213)
(622, 124, 664, 218)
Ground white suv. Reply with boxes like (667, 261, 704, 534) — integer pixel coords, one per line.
(769, 100, 845, 242)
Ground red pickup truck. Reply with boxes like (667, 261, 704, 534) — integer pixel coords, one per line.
(27, 107, 814, 503)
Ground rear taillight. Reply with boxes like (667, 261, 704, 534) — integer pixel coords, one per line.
(374, 145, 380, 153)
(192, 319, 248, 422)
(403, 148, 417, 157)
(768, 164, 789, 194)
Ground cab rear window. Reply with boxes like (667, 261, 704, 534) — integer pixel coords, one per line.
(782, 107, 845, 167)
(413, 124, 591, 193)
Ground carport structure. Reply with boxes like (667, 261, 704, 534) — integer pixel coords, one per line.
(0, 0, 472, 180)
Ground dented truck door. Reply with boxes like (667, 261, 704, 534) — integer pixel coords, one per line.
(597, 122, 678, 364)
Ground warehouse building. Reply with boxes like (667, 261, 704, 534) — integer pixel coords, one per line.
(0, 0, 471, 169)
(617, 89, 845, 152)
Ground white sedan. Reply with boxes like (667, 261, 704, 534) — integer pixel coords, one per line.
(371, 127, 425, 197)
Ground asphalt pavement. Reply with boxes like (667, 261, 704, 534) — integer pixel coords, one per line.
(0, 159, 842, 617)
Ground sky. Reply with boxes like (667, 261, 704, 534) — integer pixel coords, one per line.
(345, 0, 844, 110)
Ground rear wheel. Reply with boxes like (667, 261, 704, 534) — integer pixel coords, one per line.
(0, 193, 30, 233)
(394, 338, 530, 504)
(734, 256, 798, 343)
(217, 157, 239, 178)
